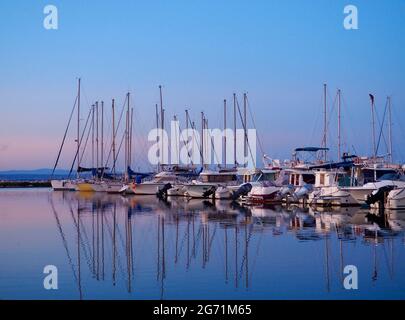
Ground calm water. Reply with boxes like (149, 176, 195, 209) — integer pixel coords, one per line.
(1, 188, 405, 300)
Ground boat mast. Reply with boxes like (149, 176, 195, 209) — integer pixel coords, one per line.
(233, 93, 237, 167)
(155, 103, 160, 171)
(92, 104, 95, 174)
(224, 99, 227, 167)
(77, 78, 81, 178)
(370, 94, 377, 160)
(243, 93, 247, 167)
(388, 96, 393, 163)
(323, 83, 327, 161)
(101, 101, 104, 176)
(201, 112, 204, 166)
(130, 106, 133, 169)
(125, 92, 130, 181)
(337, 89, 341, 160)
(96, 101, 99, 177)
(185, 109, 189, 166)
(112, 99, 116, 176)
(159, 85, 164, 168)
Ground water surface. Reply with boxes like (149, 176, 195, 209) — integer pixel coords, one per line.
(1, 189, 405, 299)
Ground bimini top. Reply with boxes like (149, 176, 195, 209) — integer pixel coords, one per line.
(294, 147, 329, 152)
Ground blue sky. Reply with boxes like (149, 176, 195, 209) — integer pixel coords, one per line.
(0, 0, 404, 169)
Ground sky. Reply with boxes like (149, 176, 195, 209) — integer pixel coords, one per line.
(0, 0, 404, 170)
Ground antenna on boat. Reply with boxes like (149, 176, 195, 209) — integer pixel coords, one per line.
(369, 93, 377, 160)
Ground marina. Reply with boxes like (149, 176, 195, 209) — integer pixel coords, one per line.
(1, 1, 405, 305)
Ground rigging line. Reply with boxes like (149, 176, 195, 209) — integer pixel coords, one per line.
(51, 95, 78, 177)
(326, 91, 338, 149)
(376, 99, 389, 156)
(341, 94, 359, 154)
(114, 129, 126, 174)
(204, 119, 221, 166)
(78, 109, 93, 168)
(49, 199, 79, 285)
(103, 94, 128, 171)
(69, 204, 93, 272)
(68, 107, 92, 178)
(178, 123, 194, 164)
(236, 97, 256, 168)
(187, 116, 204, 161)
(246, 96, 265, 157)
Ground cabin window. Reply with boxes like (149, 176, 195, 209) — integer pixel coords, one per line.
(302, 174, 315, 184)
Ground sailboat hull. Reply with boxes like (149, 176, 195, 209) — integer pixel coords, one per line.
(51, 180, 76, 191)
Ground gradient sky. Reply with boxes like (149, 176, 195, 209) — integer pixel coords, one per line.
(0, 0, 404, 170)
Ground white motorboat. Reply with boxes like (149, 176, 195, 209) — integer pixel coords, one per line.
(386, 188, 405, 209)
(184, 169, 239, 198)
(309, 170, 358, 206)
(341, 173, 405, 205)
(127, 170, 189, 195)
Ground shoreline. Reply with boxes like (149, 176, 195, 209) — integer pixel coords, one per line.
(0, 181, 52, 188)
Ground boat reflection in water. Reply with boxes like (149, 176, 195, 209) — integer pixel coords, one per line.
(2, 189, 405, 299)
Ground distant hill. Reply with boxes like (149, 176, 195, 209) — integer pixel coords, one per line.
(0, 168, 72, 175)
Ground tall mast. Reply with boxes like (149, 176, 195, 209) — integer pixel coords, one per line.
(155, 103, 160, 171)
(91, 104, 95, 172)
(233, 93, 237, 167)
(185, 109, 189, 166)
(124, 93, 129, 181)
(173, 115, 179, 164)
(127, 92, 130, 173)
(201, 112, 204, 166)
(77, 78, 81, 178)
(388, 96, 393, 163)
(101, 101, 104, 175)
(112, 99, 116, 175)
(323, 83, 327, 161)
(96, 101, 99, 175)
(337, 89, 341, 160)
(159, 85, 164, 167)
(130, 107, 133, 169)
(243, 93, 247, 167)
(223, 99, 227, 167)
(192, 121, 195, 167)
(370, 94, 377, 160)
